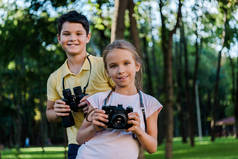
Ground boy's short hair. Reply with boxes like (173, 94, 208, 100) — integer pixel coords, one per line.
(57, 10, 89, 35)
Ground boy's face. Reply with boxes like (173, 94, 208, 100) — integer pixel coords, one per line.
(57, 22, 91, 56)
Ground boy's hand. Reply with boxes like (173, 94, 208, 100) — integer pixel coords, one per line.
(53, 99, 71, 117)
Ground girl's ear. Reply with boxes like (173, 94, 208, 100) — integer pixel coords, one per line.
(135, 62, 141, 72)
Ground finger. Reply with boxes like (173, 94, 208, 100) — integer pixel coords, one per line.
(93, 115, 109, 123)
(56, 112, 70, 117)
(82, 107, 89, 113)
(54, 103, 70, 109)
(55, 99, 66, 105)
(93, 112, 108, 119)
(92, 120, 107, 128)
(80, 95, 92, 102)
(128, 113, 140, 121)
(78, 101, 88, 108)
(93, 109, 106, 114)
(127, 120, 139, 126)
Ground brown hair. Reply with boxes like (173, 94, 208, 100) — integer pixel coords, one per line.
(102, 40, 143, 90)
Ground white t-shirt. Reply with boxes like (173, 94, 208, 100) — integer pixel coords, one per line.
(76, 91, 163, 159)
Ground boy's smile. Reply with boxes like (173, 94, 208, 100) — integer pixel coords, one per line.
(58, 22, 90, 56)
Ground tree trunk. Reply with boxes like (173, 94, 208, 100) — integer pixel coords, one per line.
(111, 0, 128, 42)
(191, 21, 200, 147)
(235, 57, 238, 138)
(159, 0, 182, 158)
(149, 6, 160, 97)
(128, 0, 141, 57)
(211, 14, 227, 142)
(164, 34, 174, 159)
(142, 36, 153, 94)
(180, 21, 188, 144)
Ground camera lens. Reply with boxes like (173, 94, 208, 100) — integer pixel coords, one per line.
(111, 114, 127, 129)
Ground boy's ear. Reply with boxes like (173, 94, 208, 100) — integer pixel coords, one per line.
(86, 33, 91, 43)
(57, 34, 61, 43)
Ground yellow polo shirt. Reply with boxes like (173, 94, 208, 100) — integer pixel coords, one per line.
(47, 55, 113, 145)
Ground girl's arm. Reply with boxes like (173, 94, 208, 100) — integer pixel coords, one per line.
(76, 109, 108, 145)
(127, 108, 162, 153)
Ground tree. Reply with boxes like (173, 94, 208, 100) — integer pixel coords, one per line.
(110, 0, 128, 42)
(159, 0, 182, 158)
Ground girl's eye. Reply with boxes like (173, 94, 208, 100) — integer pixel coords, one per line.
(77, 33, 83, 36)
(124, 61, 130, 65)
(109, 64, 117, 68)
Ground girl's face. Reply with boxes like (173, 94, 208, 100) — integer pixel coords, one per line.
(106, 49, 140, 89)
(57, 22, 90, 56)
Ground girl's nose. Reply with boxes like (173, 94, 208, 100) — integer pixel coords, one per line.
(117, 65, 125, 74)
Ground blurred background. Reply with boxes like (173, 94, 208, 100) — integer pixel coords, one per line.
(0, 0, 238, 159)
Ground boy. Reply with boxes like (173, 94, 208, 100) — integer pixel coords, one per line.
(46, 10, 112, 159)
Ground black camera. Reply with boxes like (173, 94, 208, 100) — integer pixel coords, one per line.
(61, 86, 87, 128)
(102, 104, 133, 129)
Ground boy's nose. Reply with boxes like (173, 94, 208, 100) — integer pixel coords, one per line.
(69, 34, 77, 41)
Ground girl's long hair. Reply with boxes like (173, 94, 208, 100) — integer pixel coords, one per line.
(102, 40, 143, 90)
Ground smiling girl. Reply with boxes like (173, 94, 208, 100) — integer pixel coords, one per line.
(76, 40, 163, 159)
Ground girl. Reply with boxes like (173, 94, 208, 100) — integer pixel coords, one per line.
(76, 40, 163, 159)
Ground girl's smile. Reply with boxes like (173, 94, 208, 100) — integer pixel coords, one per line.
(106, 48, 140, 92)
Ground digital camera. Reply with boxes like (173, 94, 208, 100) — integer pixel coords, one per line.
(102, 104, 133, 129)
(61, 86, 87, 128)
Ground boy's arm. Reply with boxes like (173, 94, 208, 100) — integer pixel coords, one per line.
(46, 100, 59, 122)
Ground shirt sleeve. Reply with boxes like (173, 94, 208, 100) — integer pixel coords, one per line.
(86, 93, 101, 109)
(47, 73, 60, 101)
(145, 95, 163, 118)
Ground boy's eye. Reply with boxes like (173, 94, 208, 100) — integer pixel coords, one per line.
(62, 32, 70, 36)
(76, 32, 86, 37)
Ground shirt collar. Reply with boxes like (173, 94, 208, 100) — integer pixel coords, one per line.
(61, 55, 91, 78)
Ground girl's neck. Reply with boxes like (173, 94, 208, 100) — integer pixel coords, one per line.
(114, 85, 138, 96)
(67, 52, 87, 74)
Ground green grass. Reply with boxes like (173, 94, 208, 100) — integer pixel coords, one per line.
(1, 137, 238, 159)
(145, 137, 238, 159)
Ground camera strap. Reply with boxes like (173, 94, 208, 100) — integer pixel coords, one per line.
(103, 90, 147, 132)
(62, 55, 92, 94)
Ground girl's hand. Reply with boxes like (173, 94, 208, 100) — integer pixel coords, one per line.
(126, 112, 143, 135)
(79, 95, 92, 114)
(91, 109, 108, 132)
(53, 99, 71, 117)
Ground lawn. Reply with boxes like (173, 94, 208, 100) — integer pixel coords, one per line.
(146, 137, 238, 159)
(1, 137, 238, 159)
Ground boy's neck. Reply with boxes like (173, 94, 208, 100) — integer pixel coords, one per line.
(67, 51, 87, 74)
(114, 85, 138, 96)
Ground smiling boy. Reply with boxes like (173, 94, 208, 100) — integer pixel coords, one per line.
(46, 10, 113, 159)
